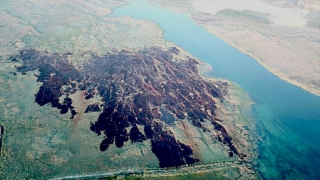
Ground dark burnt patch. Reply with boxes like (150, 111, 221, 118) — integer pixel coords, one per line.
(85, 104, 101, 113)
(12, 49, 80, 119)
(229, 152, 234, 157)
(151, 133, 199, 168)
(129, 125, 146, 143)
(212, 121, 238, 155)
(11, 47, 239, 168)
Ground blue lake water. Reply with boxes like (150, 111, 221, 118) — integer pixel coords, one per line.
(110, 1, 320, 179)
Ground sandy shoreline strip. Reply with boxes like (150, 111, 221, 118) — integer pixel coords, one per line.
(193, 22, 320, 97)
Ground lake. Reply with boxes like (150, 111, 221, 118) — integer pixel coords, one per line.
(109, 1, 320, 179)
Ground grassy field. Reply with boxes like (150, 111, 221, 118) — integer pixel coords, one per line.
(306, 11, 320, 22)
(305, 21, 320, 29)
(121, 170, 224, 180)
(217, 9, 270, 24)
(150, 0, 193, 12)
(80, 168, 228, 180)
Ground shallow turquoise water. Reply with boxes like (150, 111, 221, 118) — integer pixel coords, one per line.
(110, 1, 320, 179)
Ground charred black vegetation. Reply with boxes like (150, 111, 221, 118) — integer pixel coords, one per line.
(11, 46, 241, 167)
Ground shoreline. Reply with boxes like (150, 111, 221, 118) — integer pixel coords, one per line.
(195, 22, 320, 97)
